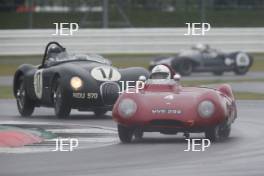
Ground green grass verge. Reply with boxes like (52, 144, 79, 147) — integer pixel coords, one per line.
(0, 86, 13, 99)
(0, 53, 263, 76)
(234, 92, 264, 100)
(1, 85, 264, 100)
(0, 65, 18, 76)
(250, 53, 264, 71)
(181, 79, 264, 87)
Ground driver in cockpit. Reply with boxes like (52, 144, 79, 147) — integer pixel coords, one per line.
(192, 43, 210, 52)
(150, 65, 171, 80)
(45, 46, 66, 66)
(47, 46, 65, 59)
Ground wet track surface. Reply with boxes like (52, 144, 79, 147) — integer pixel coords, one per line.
(2, 71, 264, 86)
(0, 100, 264, 176)
(2, 72, 264, 95)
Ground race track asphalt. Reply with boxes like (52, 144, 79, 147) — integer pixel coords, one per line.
(0, 99, 264, 176)
(2, 71, 264, 94)
(1, 71, 264, 86)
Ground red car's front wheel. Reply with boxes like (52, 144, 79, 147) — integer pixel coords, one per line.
(117, 124, 134, 143)
(205, 123, 231, 142)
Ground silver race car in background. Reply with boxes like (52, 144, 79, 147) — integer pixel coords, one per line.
(149, 44, 253, 76)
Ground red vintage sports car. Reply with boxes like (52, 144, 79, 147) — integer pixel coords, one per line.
(112, 65, 237, 143)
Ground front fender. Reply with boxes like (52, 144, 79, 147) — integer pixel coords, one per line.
(13, 64, 36, 97)
(56, 68, 100, 93)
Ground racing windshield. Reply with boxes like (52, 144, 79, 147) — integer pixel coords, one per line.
(48, 52, 112, 65)
(146, 79, 176, 85)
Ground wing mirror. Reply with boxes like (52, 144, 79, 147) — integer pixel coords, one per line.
(139, 75, 147, 82)
(173, 74, 181, 82)
(138, 75, 146, 92)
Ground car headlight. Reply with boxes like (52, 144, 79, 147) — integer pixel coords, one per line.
(198, 100, 215, 118)
(70, 76, 83, 90)
(118, 98, 137, 118)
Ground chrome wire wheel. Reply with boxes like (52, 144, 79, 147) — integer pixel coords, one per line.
(53, 85, 62, 114)
(16, 83, 26, 110)
(52, 78, 71, 118)
(15, 76, 35, 117)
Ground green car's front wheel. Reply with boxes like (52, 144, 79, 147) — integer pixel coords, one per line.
(52, 78, 71, 118)
(16, 76, 35, 117)
(118, 124, 134, 143)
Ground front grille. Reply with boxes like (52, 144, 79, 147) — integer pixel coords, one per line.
(100, 82, 120, 105)
(149, 119, 184, 127)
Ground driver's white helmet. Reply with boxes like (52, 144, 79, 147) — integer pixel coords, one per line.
(193, 43, 209, 51)
(150, 65, 171, 79)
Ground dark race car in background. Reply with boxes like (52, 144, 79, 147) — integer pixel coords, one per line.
(149, 44, 253, 76)
(13, 41, 149, 118)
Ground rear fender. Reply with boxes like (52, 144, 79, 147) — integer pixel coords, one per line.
(172, 57, 200, 69)
(118, 67, 150, 87)
(217, 84, 234, 100)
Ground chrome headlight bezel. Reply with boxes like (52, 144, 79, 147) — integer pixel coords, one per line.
(198, 100, 215, 118)
(118, 98, 137, 118)
(70, 76, 83, 90)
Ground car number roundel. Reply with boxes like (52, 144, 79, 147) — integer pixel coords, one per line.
(236, 53, 250, 67)
(33, 69, 43, 99)
(91, 66, 121, 81)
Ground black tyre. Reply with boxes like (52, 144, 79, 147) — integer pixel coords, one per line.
(205, 123, 231, 142)
(134, 129, 144, 140)
(93, 108, 108, 117)
(212, 71, 224, 76)
(118, 124, 134, 143)
(100, 82, 120, 105)
(52, 78, 71, 118)
(234, 67, 249, 75)
(177, 60, 193, 76)
(234, 53, 250, 75)
(183, 132, 190, 138)
(15, 76, 35, 117)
